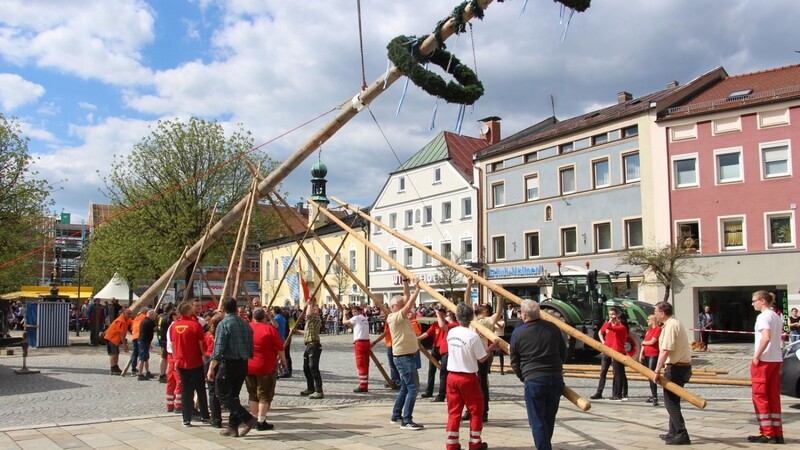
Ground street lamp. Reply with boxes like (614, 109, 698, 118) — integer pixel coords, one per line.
(76, 256, 84, 336)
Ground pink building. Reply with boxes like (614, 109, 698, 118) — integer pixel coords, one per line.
(659, 64, 800, 338)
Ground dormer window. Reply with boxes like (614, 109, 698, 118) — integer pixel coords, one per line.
(727, 89, 753, 101)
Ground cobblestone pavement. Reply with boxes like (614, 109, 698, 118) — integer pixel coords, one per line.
(1, 330, 797, 448)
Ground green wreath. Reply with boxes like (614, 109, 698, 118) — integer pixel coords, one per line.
(387, 35, 484, 105)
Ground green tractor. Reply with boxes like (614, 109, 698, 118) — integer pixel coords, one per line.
(538, 264, 653, 360)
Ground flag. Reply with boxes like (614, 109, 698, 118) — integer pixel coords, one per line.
(282, 256, 300, 305)
(297, 258, 310, 302)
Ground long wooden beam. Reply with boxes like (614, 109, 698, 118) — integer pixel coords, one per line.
(183, 203, 217, 303)
(309, 199, 589, 412)
(131, 0, 499, 315)
(333, 198, 707, 410)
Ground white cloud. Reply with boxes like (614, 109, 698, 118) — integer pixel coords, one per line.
(0, 73, 44, 110)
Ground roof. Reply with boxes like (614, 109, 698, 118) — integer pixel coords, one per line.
(259, 209, 369, 249)
(393, 131, 489, 182)
(475, 67, 727, 160)
(661, 64, 800, 119)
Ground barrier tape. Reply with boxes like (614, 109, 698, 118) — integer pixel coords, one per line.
(690, 328, 791, 336)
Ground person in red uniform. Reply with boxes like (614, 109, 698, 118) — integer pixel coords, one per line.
(246, 307, 286, 431)
(638, 314, 661, 406)
(170, 302, 210, 427)
(592, 307, 628, 401)
(343, 304, 371, 393)
(748, 290, 784, 444)
(445, 303, 498, 450)
(418, 306, 457, 401)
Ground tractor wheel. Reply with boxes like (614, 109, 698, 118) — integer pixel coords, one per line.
(541, 305, 576, 359)
(624, 332, 642, 358)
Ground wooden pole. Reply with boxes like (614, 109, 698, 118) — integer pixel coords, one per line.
(183, 203, 218, 303)
(332, 198, 708, 410)
(270, 190, 439, 370)
(199, 271, 219, 306)
(308, 199, 591, 410)
(153, 246, 189, 313)
(132, 0, 500, 314)
(220, 180, 255, 302)
(233, 180, 259, 299)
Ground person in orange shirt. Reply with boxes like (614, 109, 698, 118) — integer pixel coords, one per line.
(105, 308, 133, 375)
(128, 308, 148, 376)
(382, 316, 401, 389)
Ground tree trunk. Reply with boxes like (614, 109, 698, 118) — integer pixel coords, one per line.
(663, 284, 672, 303)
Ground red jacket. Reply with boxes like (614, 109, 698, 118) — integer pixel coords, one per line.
(248, 322, 284, 375)
(170, 316, 205, 369)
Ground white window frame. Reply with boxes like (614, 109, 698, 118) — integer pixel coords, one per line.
(398, 176, 405, 192)
(622, 151, 640, 183)
(759, 140, 792, 180)
(441, 202, 452, 222)
(560, 226, 578, 256)
(712, 116, 741, 135)
(718, 215, 746, 252)
(423, 205, 433, 225)
(404, 210, 413, 229)
(524, 173, 539, 201)
(714, 147, 743, 185)
(524, 231, 540, 259)
(388, 248, 397, 263)
(491, 235, 506, 262)
(460, 238, 473, 262)
(593, 221, 613, 253)
(675, 219, 701, 252)
(491, 182, 505, 207)
(765, 211, 795, 249)
(433, 167, 441, 183)
(374, 250, 383, 270)
(404, 247, 413, 267)
(758, 108, 790, 129)
(670, 123, 698, 142)
(559, 164, 577, 195)
(349, 249, 357, 271)
(423, 244, 433, 266)
(591, 157, 610, 189)
(373, 215, 382, 235)
(440, 241, 452, 260)
(389, 213, 397, 229)
(624, 217, 644, 249)
(672, 153, 699, 189)
(461, 197, 472, 219)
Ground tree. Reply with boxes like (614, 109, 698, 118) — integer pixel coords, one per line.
(330, 259, 351, 305)
(86, 118, 279, 294)
(0, 114, 53, 292)
(618, 235, 712, 303)
(435, 251, 468, 302)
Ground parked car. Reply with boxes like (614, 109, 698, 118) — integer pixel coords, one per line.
(780, 340, 800, 398)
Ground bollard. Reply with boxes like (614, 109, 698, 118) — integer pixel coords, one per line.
(14, 331, 40, 375)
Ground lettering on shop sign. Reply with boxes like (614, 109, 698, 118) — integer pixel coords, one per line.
(487, 265, 544, 278)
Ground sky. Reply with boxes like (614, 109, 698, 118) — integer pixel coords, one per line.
(1, 0, 798, 224)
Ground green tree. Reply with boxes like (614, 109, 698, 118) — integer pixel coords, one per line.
(85, 118, 279, 295)
(618, 235, 712, 303)
(0, 114, 53, 292)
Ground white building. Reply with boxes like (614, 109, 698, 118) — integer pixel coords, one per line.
(368, 119, 499, 305)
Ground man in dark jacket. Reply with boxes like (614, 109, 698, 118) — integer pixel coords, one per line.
(137, 310, 157, 380)
(510, 300, 566, 450)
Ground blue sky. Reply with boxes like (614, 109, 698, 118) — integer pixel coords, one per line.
(1, 0, 799, 223)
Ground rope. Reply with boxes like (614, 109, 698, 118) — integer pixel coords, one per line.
(0, 106, 340, 272)
(356, 0, 368, 91)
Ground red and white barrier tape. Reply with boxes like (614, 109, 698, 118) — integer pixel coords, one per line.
(690, 328, 791, 336)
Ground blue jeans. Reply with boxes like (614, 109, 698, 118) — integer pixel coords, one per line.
(392, 354, 419, 423)
(524, 375, 564, 450)
(386, 347, 400, 385)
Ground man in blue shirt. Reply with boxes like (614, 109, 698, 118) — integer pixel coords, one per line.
(273, 306, 291, 377)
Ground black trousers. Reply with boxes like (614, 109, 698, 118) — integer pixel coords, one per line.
(644, 356, 658, 399)
(178, 366, 209, 424)
(425, 348, 448, 398)
(204, 359, 221, 423)
(284, 339, 293, 375)
(478, 356, 492, 413)
(664, 364, 692, 439)
(215, 359, 253, 428)
(303, 342, 323, 392)
(595, 354, 611, 395)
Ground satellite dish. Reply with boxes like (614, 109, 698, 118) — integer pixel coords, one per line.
(479, 121, 490, 134)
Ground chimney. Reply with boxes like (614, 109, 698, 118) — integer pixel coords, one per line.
(667, 80, 680, 89)
(617, 91, 633, 104)
(478, 116, 502, 145)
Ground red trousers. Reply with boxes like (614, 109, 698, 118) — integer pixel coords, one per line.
(166, 354, 182, 411)
(446, 372, 484, 450)
(751, 361, 783, 438)
(354, 340, 370, 389)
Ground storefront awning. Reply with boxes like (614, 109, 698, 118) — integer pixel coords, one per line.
(486, 277, 540, 287)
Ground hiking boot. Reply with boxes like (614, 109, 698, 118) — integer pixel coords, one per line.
(309, 391, 324, 399)
(300, 389, 314, 396)
(239, 416, 258, 437)
(589, 393, 602, 400)
(771, 436, 785, 444)
(220, 427, 239, 437)
(747, 434, 771, 443)
(255, 421, 274, 431)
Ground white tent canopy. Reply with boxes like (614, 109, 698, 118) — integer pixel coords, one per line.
(93, 273, 139, 302)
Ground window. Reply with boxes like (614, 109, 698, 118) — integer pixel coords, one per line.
(492, 182, 505, 207)
(374, 251, 383, 270)
(594, 223, 612, 252)
(388, 249, 397, 263)
(398, 177, 405, 192)
(622, 125, 638, 138)
(490, 161, 504, 172)
(423, 206, 433, 225)
(461, 239, 473, 261)
(404, 247, 413, 267)
(559, 166, 576, 195)
(759, 108, 790, 128)
(544, 205, 553, 222)
(389, 213, 397, 229)
(673, 156, 698, 188)
(593, 132, 608, 145)
(677, 221, 700, 251)
(767, 213, 793, 247)
(434, 167, 441, 183)
(349, 250, 357, 271)
(561, 227, 577, 255)
(250, 260, 259, 273)
(492, 236, 506, 261)
(324, 254, 331, 269)
(462, 197, 472, 218)
(423, 245, 433, 266)
(625, 218, 643, 248)
(761, 142, 790, 179)
(264, 261, 270, 280)
(442, 202, 451, 221)
(373, 216, 382, 234)
(404, 210, 413, 228)
(715, 148, 742, 184)
(720, 217, 745, 250)
(440, 241, 452, 259)
(592, 159, 609, 188)
(525, 152, 538, 162)
(273, 259, 279, 279)
(559, 142, 574, 154)
(623, 152, 640, 182)
(525, 175, 539, 201)
(525, 232, 540, 258)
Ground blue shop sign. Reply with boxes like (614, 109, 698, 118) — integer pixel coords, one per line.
(488, 265, 544, 278)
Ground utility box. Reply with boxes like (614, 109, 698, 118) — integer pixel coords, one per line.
(26, 300, 70, 348)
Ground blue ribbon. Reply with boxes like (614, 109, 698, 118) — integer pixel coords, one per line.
(383, 59, 391, 89)
(561, 8, 575, 42)
(454, 104, 466, 135)
(519, 0, 529, 20)
(396, 77, 410, 116)
(430, 102, 439, 130)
